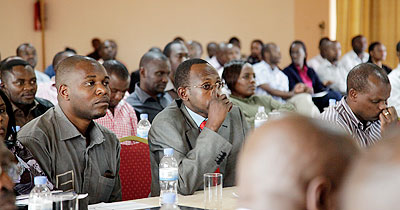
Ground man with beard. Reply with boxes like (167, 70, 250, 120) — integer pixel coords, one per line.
(148, 59, 249, 195)
(126, 51, 173, 122)
(16, 43, 51, 84)
(18, 55, 121, 207)
(0, 58, 53, 127)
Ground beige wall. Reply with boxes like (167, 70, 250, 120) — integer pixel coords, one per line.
(1, 0, 329, 72)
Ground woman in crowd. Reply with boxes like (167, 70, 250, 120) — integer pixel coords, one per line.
(222, 60, 295, 127)
(0, 89, 52, 195)
(368, 41, 392, 74)
(283, 40, 342, 111)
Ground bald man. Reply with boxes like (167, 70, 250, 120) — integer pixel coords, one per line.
(340, 132, 400, 210)
(237, 114, 358, 210)
(126, 51, 173, 122)
(18, 55, 121, 207)
(321, 63, 398, 147)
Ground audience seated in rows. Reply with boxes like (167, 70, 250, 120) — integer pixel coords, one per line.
(149, 58, 249, 195)
(18, 55, 122, 207)
(388, 41, 400, 113)
(339, 35, 369, 72)
(307, 37, 330, 71)
(222, 60, 295, 127)
(321, 63, 398, 147)
(36, 50, 76, 105)
(126, 51, 173, 122)
(163, 41, 189, 99)
(0, 58, 53, 127)
(95, 60, 138, 141)
(367, 41, 392, 74)
(237, 114, 358, 210)
(16, 43, 50, 84)
(315, 40, 348, 94)
(283, 40, 342, 111)
(246, 39, 263, 65)
(340, 132, 400, 210)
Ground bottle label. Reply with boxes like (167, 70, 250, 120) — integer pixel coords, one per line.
(159, 168, 178, 181)
(137, 127, 150, 139)
(254, 119, 267, 128)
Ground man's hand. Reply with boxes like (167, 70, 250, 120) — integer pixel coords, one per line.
(293, 83, 307, 94)
(205, 88, 233, 132)
(380, 107, 398, 135)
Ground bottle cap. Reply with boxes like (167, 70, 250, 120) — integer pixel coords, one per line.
(162, 193, 176, 204)
(164, 148, 174, 156)
(258, 106, 265, 113)
(34, 176, 47, 185)
(140, 114, 148, 120)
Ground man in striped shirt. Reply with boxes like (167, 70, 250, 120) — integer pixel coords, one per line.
(95, 60, 138, 142)
(321, 63, 398, 147)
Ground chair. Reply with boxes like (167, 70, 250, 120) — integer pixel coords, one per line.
(119, 136, 151, 200)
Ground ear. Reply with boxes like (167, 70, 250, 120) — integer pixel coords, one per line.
(177, 86, 189, 101)
(58, 84, 70, 101)
(306, 176, 332, 210)
(348, 88, 358, 101)
(139, 67, 146, 78)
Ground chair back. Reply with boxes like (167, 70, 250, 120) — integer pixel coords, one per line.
(119, 136, 151, 200)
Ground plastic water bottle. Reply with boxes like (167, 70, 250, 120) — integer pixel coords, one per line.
(137, 113, 151, 139)
(254, 106, 268, 128)
(329, 99, 337, 107)
(159, 148, 178, 205)
(28, 176, 52, 210)
(160, 193, 180, 210)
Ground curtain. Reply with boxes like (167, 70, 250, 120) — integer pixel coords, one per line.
(336, 0, 400, 69)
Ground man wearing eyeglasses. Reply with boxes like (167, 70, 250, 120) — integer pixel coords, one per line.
(0, 142, 16, 210)
(148, 58, 250, 196)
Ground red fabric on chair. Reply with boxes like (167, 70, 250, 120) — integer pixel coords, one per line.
(119, 142, 151, 200)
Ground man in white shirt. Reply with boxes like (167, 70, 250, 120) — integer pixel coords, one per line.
(388, 41, 400, 113)
(340, 35, 369, 73)
(207, 42, 229, 77)
(315, 41, 348, 94)
(16, 43, 50, 84)
(308, 37, 330, 71)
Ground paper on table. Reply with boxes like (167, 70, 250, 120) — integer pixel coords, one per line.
(312, 91, 328, 98)
(88, 200, 156, 210)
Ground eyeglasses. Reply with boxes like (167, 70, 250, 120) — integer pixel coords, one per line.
(190, 82, 225, 91)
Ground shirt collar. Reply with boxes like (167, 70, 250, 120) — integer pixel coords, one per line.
(341, 97, 374, 130)
(11, 99, 38, 114)
(184, 105, 206, 128)
(55, 105, 105, 145)
(134, 83, 166, 104)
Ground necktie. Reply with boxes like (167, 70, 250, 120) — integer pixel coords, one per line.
(199, 120, 220, 173)
(199, 120, 207, 131)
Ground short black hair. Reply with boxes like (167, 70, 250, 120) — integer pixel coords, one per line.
(222, 60, 247, 91)
(163, 41, 183, 58)
(319, 37, 330, 47)
(396, 41, 400, 52)
(175, 58, 208, 89)
(65, 47, 77, 54)
(368, 41, 381, 53)
(351, 35, 364, 46)
(251, 39, 263, 46)
(52, 50, 76, 71)
(139, 51, 169, 69)
(229, 37, 240, 44)
(0, 58, 31, 80)
(347, 63, 389, 94)
(103, 60, 130, 81)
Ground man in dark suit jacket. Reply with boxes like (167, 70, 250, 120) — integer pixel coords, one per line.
(149, 58, 249, 196)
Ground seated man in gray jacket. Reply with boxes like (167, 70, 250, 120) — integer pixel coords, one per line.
(149, 58, 250, 196)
